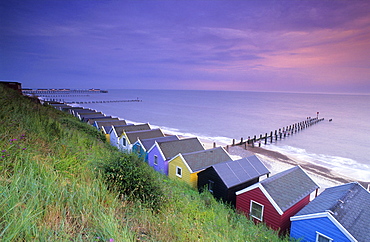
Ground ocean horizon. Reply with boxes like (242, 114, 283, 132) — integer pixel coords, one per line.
(41, 89, 370, 182)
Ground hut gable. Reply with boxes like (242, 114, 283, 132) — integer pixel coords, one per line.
(290, 182, 370, 242)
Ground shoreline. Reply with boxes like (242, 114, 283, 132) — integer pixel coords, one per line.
(226, 144, 368, 192)
(72, 104, 368, 192)
(196, 137, 367, 193)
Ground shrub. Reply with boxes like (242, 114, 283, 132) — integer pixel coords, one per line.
(101, 153, 165, 210)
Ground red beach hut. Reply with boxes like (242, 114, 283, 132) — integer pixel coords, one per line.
(235, 166, 319, 234)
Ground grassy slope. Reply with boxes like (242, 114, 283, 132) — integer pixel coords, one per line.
(0, 85, 290, 241)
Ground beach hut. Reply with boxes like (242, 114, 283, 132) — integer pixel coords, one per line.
(50, 103, 71, 111)
(120, 129, 165, 152)
(147, 137, 205, 175)
(197, 153, 270, 206)
(290, 182, 370, 242)
(62, 106, 85, 114)
(109, 123, 151, 149)
(79, 113, 106, 122)
(72, 109, 96, 117)
(88, 117, 118, 126)
(236, 166, 319, 234)
(168, 147, 233, 189)
(94, 119, 126, 131)
(131, 135, 179, 161)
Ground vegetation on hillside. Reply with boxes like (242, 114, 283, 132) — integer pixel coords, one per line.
(0, 84, 290, 241)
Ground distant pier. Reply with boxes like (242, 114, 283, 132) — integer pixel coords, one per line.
(41, 98, 142, 104)
(231, 116, 325, 148)
(22, 88, 108, 94)
(66, 99, 142, 104)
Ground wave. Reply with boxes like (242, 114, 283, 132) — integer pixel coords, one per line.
(149, 124, 233, 146)
(266, 145, 370, 181)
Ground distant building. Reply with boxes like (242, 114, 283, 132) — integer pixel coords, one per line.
(0, 81, 22, 94)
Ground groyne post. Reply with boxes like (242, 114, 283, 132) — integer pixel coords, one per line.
(270, 131, 273, 143)
(265, 133, 268, 144)
(231, 116, 325, 150)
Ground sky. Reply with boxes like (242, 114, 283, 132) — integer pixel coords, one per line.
(1, 0, 370, 94)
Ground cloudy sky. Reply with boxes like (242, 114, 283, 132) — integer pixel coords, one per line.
(1, 0, 370, 93)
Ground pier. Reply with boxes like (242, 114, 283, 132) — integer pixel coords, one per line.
(231, 117, 325, 148)
(66, 99, 142, 104)
(41, 99, 142, 104)
(22, 88, 108, 94)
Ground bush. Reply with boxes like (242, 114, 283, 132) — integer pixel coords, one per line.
(101, 153, 165, 210)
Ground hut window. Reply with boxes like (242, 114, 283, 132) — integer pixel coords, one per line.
(154, 155, 158, 165)
(176, 166, 182, 177)
(208, 180, 214, 193)
(250, 200, 264, 221)
(316, 232, 333, 242)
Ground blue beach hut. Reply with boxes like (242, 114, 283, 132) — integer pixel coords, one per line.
(290, 182, 370, 242)
(131, 135, 179, 161)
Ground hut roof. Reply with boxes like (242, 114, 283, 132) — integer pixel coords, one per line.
(158, 137, 205, 160)
(182, 147, 233, 173)
(126, 129, 165, 144)
(260, 166, 319, 212)
(140, 135, 179, 151)
(212, 155, 270, 188)
(294, 182, 370, 241)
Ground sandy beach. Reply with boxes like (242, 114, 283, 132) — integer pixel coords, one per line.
(198, 138, 367, 195)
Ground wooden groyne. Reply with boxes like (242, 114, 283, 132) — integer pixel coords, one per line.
(231, 117, 325, 148)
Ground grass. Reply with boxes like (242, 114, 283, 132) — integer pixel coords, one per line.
(0, 84, 290, 241)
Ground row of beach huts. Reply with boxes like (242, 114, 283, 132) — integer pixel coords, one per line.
(49, 102, 369, 241)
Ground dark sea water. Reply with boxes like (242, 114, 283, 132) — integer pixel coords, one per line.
(46, 89, 370, 182)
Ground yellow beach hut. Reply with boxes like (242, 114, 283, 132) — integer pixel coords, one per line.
(168, 147, 233, 189)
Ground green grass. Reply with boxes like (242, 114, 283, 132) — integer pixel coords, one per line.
(0, 84, 290, 241)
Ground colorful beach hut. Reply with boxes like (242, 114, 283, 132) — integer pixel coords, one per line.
(121, 129, 165, 152)
(147, 137, 205, 175)
(197, 153, 270, 206)
(236, 166, 319, 234)
(109, 123, 151, 149)
(94, 119, 126, 131)
(290, 182, 370, 242)
(168, 147, 233, 189)
(131, 135, 179, 161)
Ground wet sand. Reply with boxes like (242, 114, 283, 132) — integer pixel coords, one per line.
(226, 144, 368, 192)
(197, 137, 366, 194)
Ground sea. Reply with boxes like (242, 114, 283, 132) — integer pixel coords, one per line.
(43, 89, 370, 182)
